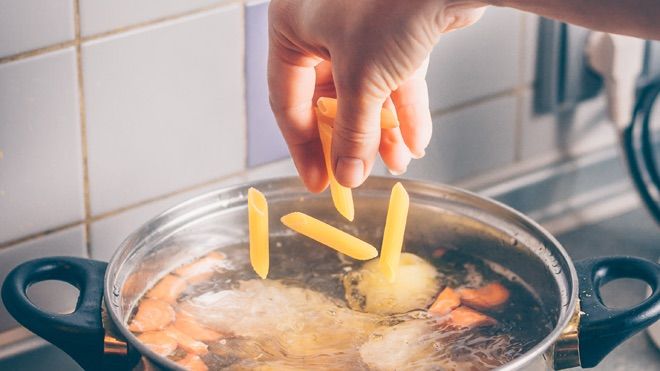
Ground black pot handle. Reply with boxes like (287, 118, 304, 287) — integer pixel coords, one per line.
(1, 256, 107, 370)
(575, 256, 660, 368)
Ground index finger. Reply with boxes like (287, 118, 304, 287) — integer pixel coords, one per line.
(268, 42, 327, 192)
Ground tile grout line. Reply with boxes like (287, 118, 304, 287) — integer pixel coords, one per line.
(0, 221, 86, 251)
(0, 41, 78, 64)
(1, 84, 536, 253)
(430, 85, 531, 119)
(513, 12, 528, 162)
(73, 0, 93, 258)
(80, 0, 243, 44)
(0, 158, 284, 252)
(0, 0, 243, 65)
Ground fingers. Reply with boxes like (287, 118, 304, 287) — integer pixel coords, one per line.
(268, 40, 327, 192)
(312, 60, 336, 102)
(391, 60, 433, 159)
(332, 82, 384, 188)
(379, 98, 412, 175)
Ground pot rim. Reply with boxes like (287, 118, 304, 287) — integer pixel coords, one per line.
(104, 176, 579, 371)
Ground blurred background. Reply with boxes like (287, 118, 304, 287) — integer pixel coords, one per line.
(0, 0, 659, 368)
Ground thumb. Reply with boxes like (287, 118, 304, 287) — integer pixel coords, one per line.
(331, 90, 383, 188)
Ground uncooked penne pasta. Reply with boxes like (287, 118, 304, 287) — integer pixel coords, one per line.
(281, 212, 378, 260)
(379, 182, 410, 282)
(316, 97, 399, 129)
(248, 187, 269, 279)
(316, 112, 355, 221)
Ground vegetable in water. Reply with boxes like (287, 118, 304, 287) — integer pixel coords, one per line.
(428, 287, 461, 316)
(443, 306, 497, 328)
(459, 282, 510, 310)
(176, 353, 208, 371)
(145, 274, 187, 303)
(128, 298, 175, 332)
(136, 331, 178, 357)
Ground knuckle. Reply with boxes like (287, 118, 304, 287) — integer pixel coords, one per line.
(333, 124, 379, 148)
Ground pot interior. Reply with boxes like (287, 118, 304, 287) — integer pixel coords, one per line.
(105, 176, 576, 369)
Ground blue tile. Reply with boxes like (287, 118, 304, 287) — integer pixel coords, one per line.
(246, 0, 289, 167)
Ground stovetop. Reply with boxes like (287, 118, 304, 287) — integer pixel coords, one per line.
(0, 209, 658, 370)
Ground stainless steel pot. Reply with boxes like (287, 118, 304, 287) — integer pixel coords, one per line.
(3, 177, 659, 370)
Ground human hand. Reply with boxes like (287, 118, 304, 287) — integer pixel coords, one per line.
(268, 0, 486, 191)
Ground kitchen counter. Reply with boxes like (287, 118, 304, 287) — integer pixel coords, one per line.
(0, 209, 658, 370)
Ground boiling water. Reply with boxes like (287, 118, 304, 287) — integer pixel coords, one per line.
(129, 235, 554, 370)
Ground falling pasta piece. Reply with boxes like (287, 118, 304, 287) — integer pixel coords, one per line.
(379, 182, 410, 282)
(316, 114, 355, 221)
(248, 187, 269, 279)
(281, 212, 378, 260)
(316, 97, 399, 129)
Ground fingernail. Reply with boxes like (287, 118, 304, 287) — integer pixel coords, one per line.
(387, 166, 407, 176)
(411, 149, 426, 159)
(335, 157, 365, 187)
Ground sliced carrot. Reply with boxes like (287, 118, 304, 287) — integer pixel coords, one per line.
(137, 331, 178, 357)
(446, 306, 497, 329)
(458, 282, 510, 310)
(174, 252, 226, 284)
(146, 274, 187, 303)
(165, 326, 208, 355)
(432, 248, 447, 258)
(429, 287, 461, 316)
(176, 353, 208, 371)
(128, 299, 175, 332)
(173, 312, 223, 342)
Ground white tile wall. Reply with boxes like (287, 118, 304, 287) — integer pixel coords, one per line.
(0, 226, 86, 332)
(90, 159, 297, 261)
(406, 95, 518, 183)
(83, 6, 246, 215)
(0, 48, 85, 244)
(0, 0, 75, 58)
(79, 0, 228, 36)
(427, 7, 521, 112)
